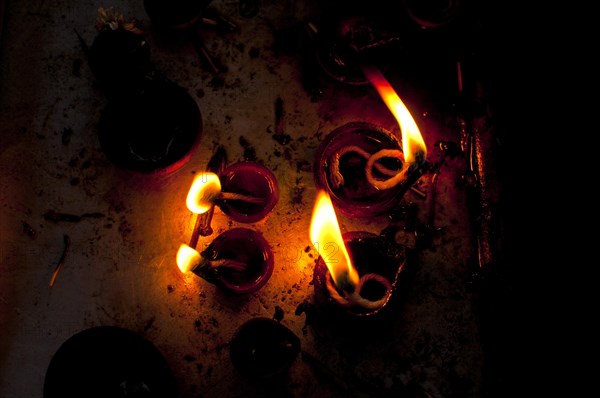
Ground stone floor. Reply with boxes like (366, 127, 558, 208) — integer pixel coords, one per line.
(0, 1, 525, 397)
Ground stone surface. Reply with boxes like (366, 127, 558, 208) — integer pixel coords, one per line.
(0, 1, 509, 397)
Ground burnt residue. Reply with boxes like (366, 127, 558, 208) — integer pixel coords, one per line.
(208, 76, 225, 89)
(296, 159, 311, 173)
(44, 210, 105, 223)
(143, 316, 156, 333)
(290, 178, 305, 206)
(272, 97, 292, 145)
(238, 136, 257, 161)
(22, 222, 37, 239)
(61, 127, 73, 145)
(295, 300, 317, 335)
(273, 305, 284, 322)
(239, 0, 259, 18)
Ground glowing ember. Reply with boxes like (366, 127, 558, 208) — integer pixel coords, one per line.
(362, 65, 427, 165)
(309, 190, 359, 291)
(186, 172, 222, 214)
(176, 243, 201, 274)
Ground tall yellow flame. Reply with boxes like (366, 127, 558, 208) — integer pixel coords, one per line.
(186, 172, 222, 214)
(363, 65, 427, 165)
(309, 190, 359, 290)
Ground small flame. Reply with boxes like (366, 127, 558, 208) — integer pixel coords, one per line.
(176, 243, 201, 274)
(186, 172, 222, 214)
(309, 190, 359, 290)
(363, 65, 427, 165)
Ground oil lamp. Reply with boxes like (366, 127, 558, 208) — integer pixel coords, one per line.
(314, 66, 428, 217)
(88, 7, 151, 97)
(180, 162, 278, 224)
(217, 161, 279, 223)
(43, 326, 178, 398)
(177, 227, 274, 295)
(229, 317, 300, 379)
(175, 158, 277, 294)
(89, 8, 203, 175)
(97, 77, 203, 175)
(309, 190, 406, 320)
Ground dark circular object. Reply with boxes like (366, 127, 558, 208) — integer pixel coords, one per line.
(143, 0, 212, 30)
(88, 28, 152, 95)
(98, 78, 202, 174)
(404, 0, 463, 28)
(197, 227, 274, 294)
(218, 162, 279, 223)
(230, 317, 300, 379)
(314, 121, 407, 217)
(44, 326, 178, 398)
(314, 16, 395, 85)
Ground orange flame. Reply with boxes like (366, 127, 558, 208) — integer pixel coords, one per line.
(309, 190, 359, 290)
(186, 172, 222, 214)
(363, 65, 427, 165)
(176, 243, 201, 273)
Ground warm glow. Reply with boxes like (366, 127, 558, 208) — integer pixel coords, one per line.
(309, 190, 359, 290)
(363, 65, 427, 165)
(186, 172, 222, 214)
(176, 243, 201, 274)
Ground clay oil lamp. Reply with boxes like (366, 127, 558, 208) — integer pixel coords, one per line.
(314, 65, 428, 217)
(87, 7, 151, 97)
(97, 77, 203, 174)
(229, 317, 301, 379)
(217, 162, 279, 223)
(175, 160, 277, 294)
(309, 190, 406, 322)
(87, 8, 203, 175)
(44, 326, 178, 398)
(177, 227, 274, 295)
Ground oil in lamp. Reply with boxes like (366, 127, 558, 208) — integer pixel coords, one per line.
(309, 190, 406, 321)
(314, 65, 428, 217)
(216, 161, 279, 223)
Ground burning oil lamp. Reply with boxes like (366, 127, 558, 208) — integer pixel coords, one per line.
(180, 162, 278, 224)
(309, 190, 406, 319)
(217, 161, 279, 223)
(314, 66, 428, 217)
(177, 227, 274, 295)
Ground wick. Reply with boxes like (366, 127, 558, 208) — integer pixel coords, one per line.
(330, 145, 426, 191)
(326, 272, 392, 310)
(365, 149, 410, 190)
(329, 145, 399, 188)
(207, 258, 248, 272)
(218, 191, 265, 204)
(195, 257, 247, 273)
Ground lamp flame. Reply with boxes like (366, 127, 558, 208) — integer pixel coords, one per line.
(309, 190, 359, 291)
(363, 65, 427, 165)
(186, 172, 222, 214)
(176, 243, 201, 274)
